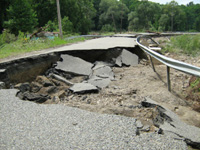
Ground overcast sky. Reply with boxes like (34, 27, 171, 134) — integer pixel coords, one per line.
(148, 0, 200, 5)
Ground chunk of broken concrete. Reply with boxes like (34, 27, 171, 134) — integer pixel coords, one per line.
(56, 54, 93, 76)
(17, 91, 49, 103)
(30, 82, 42, 93)
(115, 56, 122, 67)
(36, 76, 54, 87)
(50, 73, 74, 86)
(141, 97, 200, 148)
(69, 83, 98, 94)
(136, 120, 144, 129)
(15, 82, 30, 93)
(87, 76, 111, 89)
(91, 65, 114, 80)
(115, 49, 139, 66)
(93, 61, 114, 69)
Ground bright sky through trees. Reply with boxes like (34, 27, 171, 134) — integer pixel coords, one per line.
(148, 0, 199, 5)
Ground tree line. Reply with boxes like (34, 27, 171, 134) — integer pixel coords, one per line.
(0, 0, 200, 35)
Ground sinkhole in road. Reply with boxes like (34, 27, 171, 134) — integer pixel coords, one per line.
(1, 46, 159, 130)
(1, 45, 200, 148)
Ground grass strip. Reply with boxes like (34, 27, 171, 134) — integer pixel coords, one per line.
(0, 37, 86, 59)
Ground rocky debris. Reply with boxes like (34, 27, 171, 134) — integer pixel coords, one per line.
(140, 125, 150, 132)
(69, 83, 98, 94)
(15, 75, 68, 103)
(36, 76, 54, 87)
(136, 120, 144, 129)
(50, 73, 74, 86)
(17, 91, 49, 103)
(93, 61, 114, 68)
(115, 56, 122, 67)
(15, 82, 30, 93)
(0, 81, 5, 89)
(115, 49, 139, 66)
(86, 61, 114, 88)
(14, 52, 141, 103)
(142, 97, 200, 149)
(90, 62, 114, 80)
(30, 82, 42, 93)
(56, 54, 93, 76)
(87, 76, 111, 89)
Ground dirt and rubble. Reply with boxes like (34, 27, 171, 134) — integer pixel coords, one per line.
(13, 50, 200, 127)
(1, 36, 200, 148)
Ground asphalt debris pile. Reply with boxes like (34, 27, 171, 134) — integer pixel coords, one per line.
(15, 49, 139, 103)
(141, 97, 200, 149)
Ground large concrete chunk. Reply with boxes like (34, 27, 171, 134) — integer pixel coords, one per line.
(88, 62, 114, 88)
(69, 83, 98, 94)
(91, 64, 114, 80)
(87, 76, 111, 89)
(142, 97, 200, 148)
(116, 49, 139, 66)
(56, 54, 93, 76)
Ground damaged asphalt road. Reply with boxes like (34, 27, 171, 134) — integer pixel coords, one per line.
(0, 89, 188, 150)
(0, 36, 200, 149)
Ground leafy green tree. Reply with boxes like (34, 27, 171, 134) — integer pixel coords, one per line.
(185, 3, 200, 31)
(158, 14, 170, 31)
(45, 20, 58, 32)
(62, 16, 73, 34)
(0, 0, 12, 33)
(4, 0, 38, 35)
(128, 1, 161, 31)
(99, 0, 129, 32)
(128, 11, 139, 31)
(120, 0, 139, 12)
(162, 1, 187, 31)
(30, 0, 56, 28)
(58, 0, 96, 34)
(92, 0, 101, 30)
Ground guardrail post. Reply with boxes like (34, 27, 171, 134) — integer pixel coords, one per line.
(167, 66, 171, 92)
(149, 56, 156, 72)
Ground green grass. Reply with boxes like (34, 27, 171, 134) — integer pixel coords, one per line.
(163, 34, 200, 56)
(0, 37, 86, 59)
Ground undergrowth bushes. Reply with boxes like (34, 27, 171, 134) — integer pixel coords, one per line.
(164, 34, 200, 56)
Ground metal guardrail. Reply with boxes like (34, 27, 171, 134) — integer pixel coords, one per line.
(136, 35, 200, 91)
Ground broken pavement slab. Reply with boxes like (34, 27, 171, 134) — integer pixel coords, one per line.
(69, 83, 98, 94)
(88, 61, 114, 88)
(50, 73, 74, 86)
(56, 54, 93, 76)
(90, 63, 114, 80)
(115, 49, 139, 66)
(87, 76, 111, 89)
(142, 97, 200, 148)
